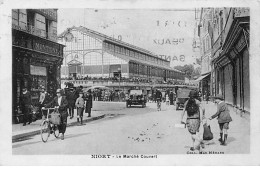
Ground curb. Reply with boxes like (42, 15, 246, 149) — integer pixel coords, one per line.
(12, 114, 106, 142)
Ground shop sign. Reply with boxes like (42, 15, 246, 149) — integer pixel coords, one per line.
(30, 65, 47, 76)
(34, 42, 60, 56)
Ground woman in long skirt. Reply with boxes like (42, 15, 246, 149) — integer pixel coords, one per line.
(181, 90, 205, 152)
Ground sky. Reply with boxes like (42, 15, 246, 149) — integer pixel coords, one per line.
(58, 8, 200, 67)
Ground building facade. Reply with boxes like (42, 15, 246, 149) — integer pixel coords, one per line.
(58, 26, 185, 83)
(197, 8, 214, 96)
(197, 7, 250, 114)
(12, 9, 65, 123)
(212, 8, 250, 114)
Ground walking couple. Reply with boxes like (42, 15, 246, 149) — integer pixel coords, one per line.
(181, 90, 232, 153)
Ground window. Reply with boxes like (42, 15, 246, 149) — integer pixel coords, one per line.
(115, 46, 119, 53)
(35, 13, 46, 37)
(135, 52, 138, 59)
(126, 49, 129, 56)
(12, 9, 19, 25)
(130, 50, 134, 57)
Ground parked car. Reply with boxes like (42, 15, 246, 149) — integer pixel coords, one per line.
(126, 90, 146, 108)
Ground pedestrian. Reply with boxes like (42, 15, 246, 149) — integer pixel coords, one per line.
(208, 94, 232, 146)
(198, 90, 202, 102)
(169, 91, 173, 105)
(205, 91, 210, 104)
(85, 90, 93, 117)
(181, 90, 205, 152)
(67, 88, 76, 119)
(165, 94, 170, 106)
(44, 89, 68, 140)
(75, 91, 85, 125)
(20, 87, 32, 126)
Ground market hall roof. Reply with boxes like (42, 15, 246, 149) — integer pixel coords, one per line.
(58, 26, 183, 74)
(58, 26, 169, 60)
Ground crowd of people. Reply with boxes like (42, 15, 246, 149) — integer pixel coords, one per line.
(92, 89, 126, 102)
(19, 85, 232, 149)
(61, 76, 197, 86)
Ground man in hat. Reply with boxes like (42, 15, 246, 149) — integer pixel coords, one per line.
(20, 87, 32, 126)
(169, 91, 174, 105)
(67, 87, 76, 119)
(85, 90, 93, 117)
(155, 89, 162, 111)
(209, 94, 232, 146)
(44, 89, 68, 140)
(75, 91, 85, 125)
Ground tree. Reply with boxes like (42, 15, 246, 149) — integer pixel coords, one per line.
(174, 64, 201, 80)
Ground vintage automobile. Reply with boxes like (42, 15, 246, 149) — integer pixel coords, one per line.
(126, 90, 146, 108)
(175, 87, 192, 110)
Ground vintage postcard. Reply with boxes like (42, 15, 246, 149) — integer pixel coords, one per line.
(0, 0, 260, 166)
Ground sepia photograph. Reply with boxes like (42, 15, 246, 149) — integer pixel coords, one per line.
(0, 0, 260, 166)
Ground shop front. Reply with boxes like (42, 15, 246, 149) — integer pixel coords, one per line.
(213, 8, 249, 113)
(12, 28, 64, 123)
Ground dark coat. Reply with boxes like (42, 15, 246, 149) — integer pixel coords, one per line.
(211, 101, 232, 123)
(20, 91, 31, 107)
(84, 94, 93, 108)
(67, 90, 77, 106)
(46, 96, 68, 115)
(155, 91, 162, 100)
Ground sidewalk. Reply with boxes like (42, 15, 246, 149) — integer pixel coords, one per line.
(199, 101, 250, 153)
(12, 109, 105, 141)
(12, 101, 127, 141)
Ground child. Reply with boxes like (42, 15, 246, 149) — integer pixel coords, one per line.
(165, 94, 170, 106)
(209, 94, 232, 146)
(75, 91, 85, 125)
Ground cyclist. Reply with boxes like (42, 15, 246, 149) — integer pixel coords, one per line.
(43, 89, 68, 140)
(155, 89, 162, 111)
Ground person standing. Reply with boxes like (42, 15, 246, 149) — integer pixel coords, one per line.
(20, 87, 32, 126)
(169, 91, 173, 105)
(67, 88, 76, 119)
(209, 94, 232, 146)
(85, 90, 93, 117)
(205, 91, 210, 104)
(75, 91, 85, 125)
(44, 89, 68, 140)
(181, 90, 205, 152)
(155, 89, 162, 111)
(165, 94, 170, 106)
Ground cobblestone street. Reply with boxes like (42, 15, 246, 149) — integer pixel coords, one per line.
(12, 101, 250, 155)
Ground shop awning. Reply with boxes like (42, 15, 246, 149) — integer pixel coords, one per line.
(195, 73, 210, 81)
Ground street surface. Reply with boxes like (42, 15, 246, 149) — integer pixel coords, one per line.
(12, 101, 250, 155)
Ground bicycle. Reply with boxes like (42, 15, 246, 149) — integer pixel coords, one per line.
(40, 107, 60, 143)
(157, 98, 161, 111)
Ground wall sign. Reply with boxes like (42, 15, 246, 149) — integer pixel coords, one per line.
(34, 41, 60, 56)
(30, 65, 47, 76)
